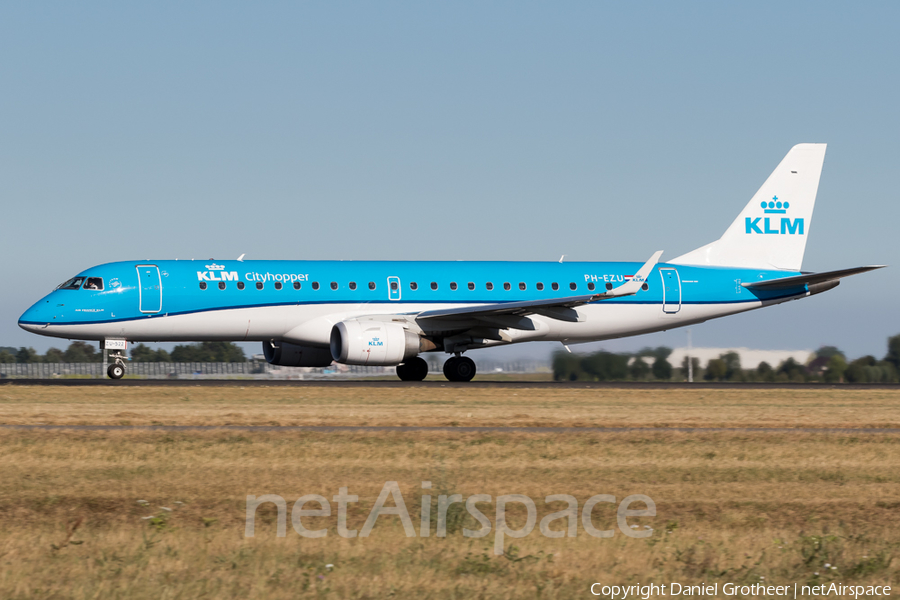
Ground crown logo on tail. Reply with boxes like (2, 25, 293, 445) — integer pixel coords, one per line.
(762, 196, 789, 214)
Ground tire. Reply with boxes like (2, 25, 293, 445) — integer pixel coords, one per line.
(397, 357, 429, 381)
(443, 356, 476, 382)
(396, 362, 412, 381)
(408, 356, 429, 381)
(442, 357, 460, 381)
(107, 364, 125, 380)
(454, 356, 476, 382)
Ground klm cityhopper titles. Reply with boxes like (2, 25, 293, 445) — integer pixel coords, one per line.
(19, 144, 883, 381)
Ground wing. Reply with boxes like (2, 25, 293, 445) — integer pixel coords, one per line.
(742, 265, 885, 290)
(415, 251, 663, 326)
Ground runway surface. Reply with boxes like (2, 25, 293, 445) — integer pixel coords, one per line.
(3, 379, 900, 390)
(2, 424, 897, 434)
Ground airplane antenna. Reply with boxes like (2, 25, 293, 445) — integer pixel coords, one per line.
(561, 342, 572, 353)
(237, 253, 246, 262)
(559, 255, 565, 263)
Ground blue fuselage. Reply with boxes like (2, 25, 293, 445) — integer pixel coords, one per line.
(19, 259, 807, 346)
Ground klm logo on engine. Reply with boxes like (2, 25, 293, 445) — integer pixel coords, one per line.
(197, 263, 239, 281)
(746, 196, 804, 235)
(368, 337, 384, 347)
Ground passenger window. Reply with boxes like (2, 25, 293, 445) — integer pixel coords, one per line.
(450, 282, 458, 290)
(368, 282, 376, 290)
(275, 281, 283, 290)
(486, 282, 493, 290)
(642, 283, 649, 291)
(606, 282, 613, 291)
(218, 281, 226, 290)
(536, 282, 544, 291)
(293, 281, 301, 290)
(330, 282, 338, 290)
(519, 282, 526, 290)
(587, 282, 595, 291)
(199, 282, 207, 290)
(390, 281, 398, 291)
(570, 282, 577, 291)
(238, 281, 245, 290)
(503, 282, 510, 291)
(551, 282, 559, 291)
(256, 282, 264, 290)
(312, 282, 320, 290)
(410, 282, 418, 290)
(349, 282, 357, 290)
(84, 277, 103, 290)
(467, 282, 475, 290)
(430, 282, 438, 290)
(58, 277, 86, 290)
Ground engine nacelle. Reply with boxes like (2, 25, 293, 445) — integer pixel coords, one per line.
(263, 341, 334, 367)
(330, 320, 424, 366)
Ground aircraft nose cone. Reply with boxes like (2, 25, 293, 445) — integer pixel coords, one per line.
(18, 302, 49, 333)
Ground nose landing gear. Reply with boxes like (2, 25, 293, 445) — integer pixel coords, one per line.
(443, 355, 476, 382)
(107, 352, 127, 380)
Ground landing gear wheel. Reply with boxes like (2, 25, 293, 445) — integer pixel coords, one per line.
(443, 356, 476, 382)
(442, 356, 459, 381)
(396, 356, 429, 381)
(107, 364, 125, 380)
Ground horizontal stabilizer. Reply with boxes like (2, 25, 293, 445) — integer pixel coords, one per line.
(742, 265, 885, 290)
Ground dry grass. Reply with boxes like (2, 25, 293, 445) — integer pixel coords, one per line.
(2, 386, 900, 429)
(0, 387, 898, 598)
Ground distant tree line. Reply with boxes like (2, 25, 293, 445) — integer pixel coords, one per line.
(5, 335, 900, 382)
(0, 342, 246, 364)
(553, 334, 900, 383)
(0, 342, 101, 364)
(553, 346, 674, 382)
(131, 342, 246, 362)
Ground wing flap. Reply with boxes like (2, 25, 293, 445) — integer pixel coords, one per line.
(415, 293, 599, 322)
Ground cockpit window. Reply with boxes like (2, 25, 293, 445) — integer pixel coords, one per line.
(57, 277, 86, 290)
(84, 277, 104, 291)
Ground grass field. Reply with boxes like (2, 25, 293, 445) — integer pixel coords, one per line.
(0, 386, 898, 598)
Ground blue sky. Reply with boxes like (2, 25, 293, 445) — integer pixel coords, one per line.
(1, 2, 898, 359)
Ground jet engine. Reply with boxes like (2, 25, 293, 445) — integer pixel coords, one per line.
(330, 320, 433, 366)
(263, 341, 334, 367)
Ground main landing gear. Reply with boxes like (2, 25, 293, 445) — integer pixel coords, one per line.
(443, 355, 476, 382)
(395, 355, 478, 382)
(396, 356, 429, 381)
(107, 352, 127, 380)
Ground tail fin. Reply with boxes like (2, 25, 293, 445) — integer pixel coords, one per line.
(671, 143, 827, 271)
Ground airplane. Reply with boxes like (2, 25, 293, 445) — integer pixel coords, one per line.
(18, 143, 883, 381)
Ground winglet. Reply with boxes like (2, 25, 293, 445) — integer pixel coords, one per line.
(591, 251, 663, 300)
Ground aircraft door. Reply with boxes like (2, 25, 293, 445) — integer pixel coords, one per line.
(136, 265, 162, 313)
(387, 276, 401, 301)
(660, 268, 681, 313)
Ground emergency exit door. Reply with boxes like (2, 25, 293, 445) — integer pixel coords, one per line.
(136, 265, 162, 313)
(659, 268, 681, 314)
